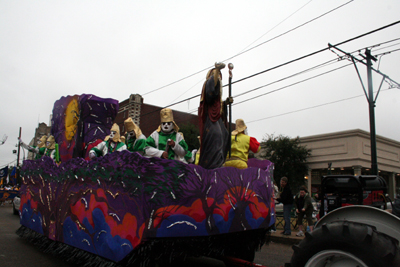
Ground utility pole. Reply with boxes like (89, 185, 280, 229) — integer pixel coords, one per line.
(365, 49, 378, 175)
(16, 127, 21, 185)
(328, 44, 400, 176)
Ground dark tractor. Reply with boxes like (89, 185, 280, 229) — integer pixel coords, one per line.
(319, 175, 388, 216)
(290, 175, 400, 267)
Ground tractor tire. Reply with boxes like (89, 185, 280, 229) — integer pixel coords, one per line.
(290, 221, 400, 267)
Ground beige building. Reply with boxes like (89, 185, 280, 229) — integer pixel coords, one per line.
(299, 129, 400, 199)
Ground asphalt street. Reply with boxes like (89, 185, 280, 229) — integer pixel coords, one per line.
(0, 202, 294, 267)
(0, 202, 73, 267)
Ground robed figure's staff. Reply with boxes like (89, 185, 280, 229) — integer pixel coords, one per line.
(228, 63, 234, 158)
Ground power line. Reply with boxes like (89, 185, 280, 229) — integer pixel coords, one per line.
(175, 45, 400, 115)
(248, 95, 362, 123)
(184, 60, 346, 115)
(142, 66, 211, 96)
(233, 46, 400, 106)
(246, 88, 395, 124)
(184, 43, 399, 114)
(167, 78, 204, 106)
(371, 37, 400, 52)
(233, 57, 340, 98)
(225, 20, 400, 87)
(223, 0, 354, 64)
(232, 62, 352, 106)
(141, 0, 354, 97)
(233, 40, 400, 100)
(238, 0, 314, 53)
(375, 47, 400, 57)
(133, 32, 400, 121)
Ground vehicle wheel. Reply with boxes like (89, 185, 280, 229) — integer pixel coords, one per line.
(13, 203, 18, 215)
(291, 221, 400, 267)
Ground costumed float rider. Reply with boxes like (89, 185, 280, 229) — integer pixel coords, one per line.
(89, 123, 127, 159)
(144, 108, 195, 163)
(194, 136, 201, 165)
(177, 132, 197, 164)
(45, 135, 59, 162)
(198, 62, 233, 169)
(224, 119, 261, 169)
(124, 117, 146, 155)
(18, 135, 47, 159)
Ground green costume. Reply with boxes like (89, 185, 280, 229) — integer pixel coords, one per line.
(35, 147, 46, 159)
(45, 135, 57, 160)
(124, 117, 146, 155)
(145, 108, 194, 163)
(45, 148, 56, 159)
(145, 131, 193, 162)
(91, 140, 127, 157)
(89, 123, 127, 159)
(19, 135, 47, 160)
(126, 136, 146, 154)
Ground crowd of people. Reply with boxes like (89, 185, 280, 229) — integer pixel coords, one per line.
(0, 183, 18, 190)
(0, 183, 19, 206)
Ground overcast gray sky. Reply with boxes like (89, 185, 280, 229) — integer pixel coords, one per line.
(1, 0, 399, 167)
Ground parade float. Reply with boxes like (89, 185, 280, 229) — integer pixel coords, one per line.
(16, 94, 276, 266)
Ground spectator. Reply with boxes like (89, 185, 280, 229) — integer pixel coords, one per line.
(270, 180, 279, 233)
(294, 186, 314, 236)
(276, 177, 293, 235)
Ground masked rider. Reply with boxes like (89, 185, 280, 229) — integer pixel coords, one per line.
(89, 123, 127, 159)
(145, 108, 194, 162)
(124, 117, 146, 155)
(19, 135, 47, 160)
(45, 135, 57, 160)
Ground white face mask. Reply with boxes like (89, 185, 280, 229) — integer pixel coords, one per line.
(46, 141, 50, 147)
(109, 131, 116, 140)
(161, 122, 174, 133)
(38, 140, 42, 145)
(127, 131, 135, 140)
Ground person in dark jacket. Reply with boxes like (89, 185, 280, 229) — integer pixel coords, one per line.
(276, 176, 293, 235)
(294, 186, 314, 236)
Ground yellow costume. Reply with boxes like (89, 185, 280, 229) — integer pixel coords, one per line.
(224, 119, 260, 169)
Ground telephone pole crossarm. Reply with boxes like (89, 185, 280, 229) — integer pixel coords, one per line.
(328, 43, 400, 89)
